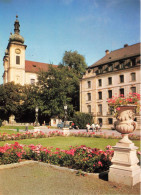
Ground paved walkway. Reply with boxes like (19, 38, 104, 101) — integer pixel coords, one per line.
(28, 126, 140, 136)
(0, 162, 140, 195)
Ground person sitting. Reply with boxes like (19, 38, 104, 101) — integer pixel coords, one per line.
(86, 123, 90, 132)
(95, 123, 99, 132)
(91, 123, 95, 132)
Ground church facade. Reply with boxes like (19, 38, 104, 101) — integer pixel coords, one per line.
(3, 16, 57, 85)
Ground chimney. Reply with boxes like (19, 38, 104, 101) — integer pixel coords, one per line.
(105, 49, 109, 55)
(124, 44, 128, 48)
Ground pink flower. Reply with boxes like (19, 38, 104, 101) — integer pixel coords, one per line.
(116, 107, 120, 111)
(106, 145, 112, 150)
(98, 161, 103, 167)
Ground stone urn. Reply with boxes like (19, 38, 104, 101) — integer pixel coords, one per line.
(109, 105, 140, 186)
(114, 105, 137, 144)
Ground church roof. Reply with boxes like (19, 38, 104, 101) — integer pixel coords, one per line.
(90, 43, 140, 68)
(25, 60, 58, 73)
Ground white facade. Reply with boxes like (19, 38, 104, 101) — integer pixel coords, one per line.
(80, 43, 141, 129)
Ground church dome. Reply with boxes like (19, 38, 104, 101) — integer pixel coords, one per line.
(9, 16, 24, 44)
(9, 33, 24, 44)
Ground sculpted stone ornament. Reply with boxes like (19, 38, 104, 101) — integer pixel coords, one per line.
(114, 105, 137, 144)
(109, 105, 141, 186)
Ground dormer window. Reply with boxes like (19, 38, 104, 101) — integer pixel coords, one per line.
(16, 56, 20, 64)
(131, 58, 136, 67)
(108, 64, 113, 71)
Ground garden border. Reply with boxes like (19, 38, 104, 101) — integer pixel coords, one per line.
(0, 160, 102, 178)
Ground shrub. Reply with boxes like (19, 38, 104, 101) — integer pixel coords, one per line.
(0, 119, 2, 127)
(71, 112, 93, 129)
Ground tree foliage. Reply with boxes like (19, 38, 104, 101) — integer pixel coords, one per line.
(38, 65, 79, 119)
(62, 50, 87, 77)
(0, 82, 24, 120)
(71, 112, 93, 129)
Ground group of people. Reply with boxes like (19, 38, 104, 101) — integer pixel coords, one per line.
(86, 123, 102, 132)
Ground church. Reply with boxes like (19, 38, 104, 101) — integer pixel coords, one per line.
(3, 16, 57, 85)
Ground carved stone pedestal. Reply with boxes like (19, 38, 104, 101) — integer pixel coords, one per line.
(109, 142, 141, 186)
(63, 128, 70, 136)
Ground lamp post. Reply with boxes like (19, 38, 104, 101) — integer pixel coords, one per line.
(35, 106, 39, 126)
(64, 104, 67, 128)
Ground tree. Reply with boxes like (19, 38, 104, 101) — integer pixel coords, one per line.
(0, 82, 24, 120)
(17, 84, 40, 123)
(62, 50, 87, 78)
(38, 65, 79, 120)
(71, 112, 93, 129)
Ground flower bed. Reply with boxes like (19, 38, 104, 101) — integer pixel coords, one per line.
(0, 142, 140, 173)
(0, 131, 140, 141)
(0, 142, 114, 173)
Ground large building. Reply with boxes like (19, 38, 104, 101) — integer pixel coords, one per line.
(3, 16, 57, 85)
(80, 43, 141, 129)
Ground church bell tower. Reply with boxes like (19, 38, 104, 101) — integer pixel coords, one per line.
(3, 16, 27, 85)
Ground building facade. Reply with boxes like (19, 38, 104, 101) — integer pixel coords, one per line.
(80, 43, 141, 129)
(3, 16, 57, 85)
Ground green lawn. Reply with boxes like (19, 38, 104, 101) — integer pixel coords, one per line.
(0, 126, 33, 130)
(0, 136, 140, 151)
(0, 130, 20, 134)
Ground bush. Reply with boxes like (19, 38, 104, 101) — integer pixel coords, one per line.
(0, 119, 2, 127)
(71, 112, 93, 129)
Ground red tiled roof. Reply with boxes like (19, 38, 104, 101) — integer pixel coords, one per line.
(25, 60, 58, 73)
(90, 43, 140, 68)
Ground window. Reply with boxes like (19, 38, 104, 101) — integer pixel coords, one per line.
(120, 88, 124, 96)
(131, 87, 136, 94)
(108, 64, 113, 71)
(88, 81, 91, 88)
(16, 56, 20, 64)
(108, 77, 112, 85)
(108, 118, 113, 124)
(131, 58, 136, 67)
(108, 106, 114, 115)
(98, 118, 102, 124)
(98, 79, 102, 87)
(31, 79, 35, 85)
(87, 105, 91, 113)
(98, 92, 102, 100)
(119, 61, 124, 69)
(108, 90, 112, 99)
(131, 73, 136, 81)
(87, 93, 91, 101)
(119, 75, 124, 83)
(98, 66, 102, 74)
(98, 104, 102, 114)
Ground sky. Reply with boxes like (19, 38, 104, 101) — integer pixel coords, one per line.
(0, 0, 140, 84)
